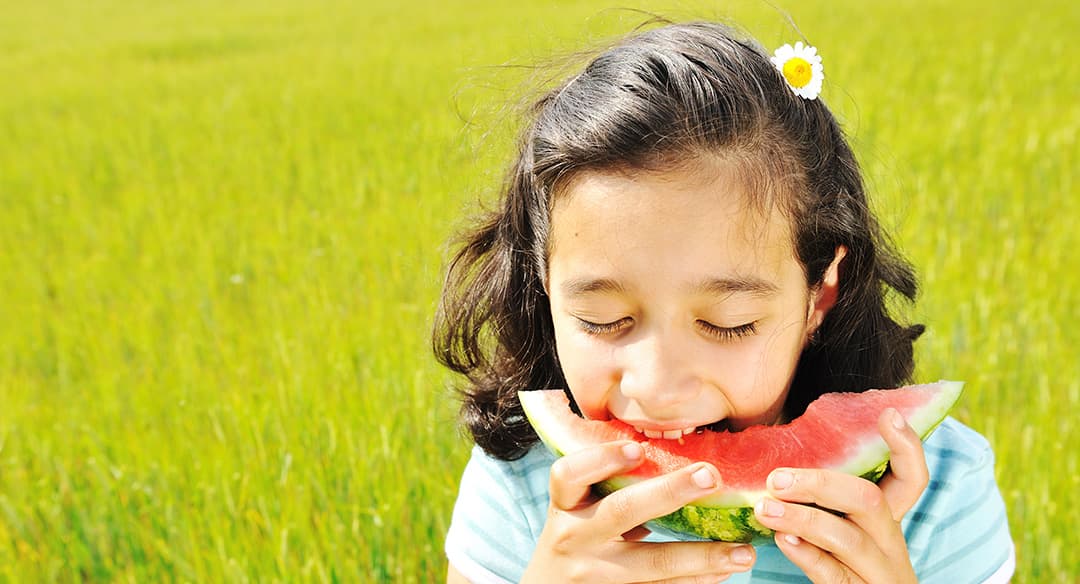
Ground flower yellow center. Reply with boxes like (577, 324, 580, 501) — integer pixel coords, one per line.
(782, 57, 813, 88)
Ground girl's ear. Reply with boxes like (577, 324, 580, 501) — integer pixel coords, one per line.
(806, 245, 847, 337)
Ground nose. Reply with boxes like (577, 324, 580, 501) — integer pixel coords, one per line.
(617, 329, 700, 413)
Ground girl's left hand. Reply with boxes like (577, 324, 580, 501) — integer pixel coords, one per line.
(753, 407, 929, 583)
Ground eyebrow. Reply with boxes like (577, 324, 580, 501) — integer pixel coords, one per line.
(559, 275, 778, 298)
(560, 277, 627, 297)
(693, 276, 779, 297)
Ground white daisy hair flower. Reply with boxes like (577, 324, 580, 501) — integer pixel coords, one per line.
(770, 41, 824, 100)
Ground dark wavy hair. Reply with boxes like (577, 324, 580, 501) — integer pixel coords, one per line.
(434, 21, 924, 461)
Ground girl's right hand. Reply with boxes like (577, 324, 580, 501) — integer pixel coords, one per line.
(521, 441, 756, 584)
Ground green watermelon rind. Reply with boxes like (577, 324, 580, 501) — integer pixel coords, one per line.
(520, 380, 963, 543)
(640, 459, 893, 543)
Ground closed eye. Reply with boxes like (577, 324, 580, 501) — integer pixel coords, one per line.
(696, 320, 757, 341)
(576, 316, 632, 335)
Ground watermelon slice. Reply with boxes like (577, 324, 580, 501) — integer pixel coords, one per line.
(518, 381, 962, 543)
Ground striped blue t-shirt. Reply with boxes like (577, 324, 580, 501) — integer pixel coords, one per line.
(445, 417, 1014, 583)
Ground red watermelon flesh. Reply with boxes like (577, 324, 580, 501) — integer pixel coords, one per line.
(518, 381, 962, 542)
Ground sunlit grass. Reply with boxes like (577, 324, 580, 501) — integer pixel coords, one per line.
(0, 0, 1076, 581)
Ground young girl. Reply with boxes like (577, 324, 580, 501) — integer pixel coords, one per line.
(435, 21, 1013, 583)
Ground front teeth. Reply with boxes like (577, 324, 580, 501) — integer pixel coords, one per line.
(633, 426, 698, 439)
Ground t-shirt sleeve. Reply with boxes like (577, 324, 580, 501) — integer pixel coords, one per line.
(444, 445, 552, 584)
(903, 419, 1015, 583)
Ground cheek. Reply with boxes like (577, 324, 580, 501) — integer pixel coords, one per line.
(718, 316, 808, 421)
(553, 322, 616, 419)
(714, 345, 784, 410)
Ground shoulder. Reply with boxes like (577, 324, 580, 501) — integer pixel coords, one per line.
(905, 417, 1016, 583)
(455, 442, 556, 512)
(922, 416, 994, 469)
(465, 442, 557, 484)
(444, 444, 555, 584)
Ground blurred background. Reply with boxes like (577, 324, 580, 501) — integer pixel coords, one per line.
(1, 0, 1076, 581)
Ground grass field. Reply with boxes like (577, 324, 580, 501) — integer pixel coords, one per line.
(0, 0, 1076, 581)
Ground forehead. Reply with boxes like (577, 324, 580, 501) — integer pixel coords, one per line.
(549, 160, 797, 281)
(545, 163, 807, 302)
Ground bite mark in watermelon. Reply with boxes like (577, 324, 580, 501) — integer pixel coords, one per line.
(518, 381, 963, 543)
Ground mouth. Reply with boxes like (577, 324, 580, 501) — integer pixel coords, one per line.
(633, 425, 700, 440)
(630, 420, 732, 440)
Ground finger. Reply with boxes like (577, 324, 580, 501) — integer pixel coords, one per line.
(754, 497, 896, 582)
(876, 408, 930, 520)
(594, 462, 722, 534)
(773, 531, 863, 584)
(616, 541, 754, 582)
(549, 441, 646, 510)
(637, 573, 733, 584)
(765, 467, 904, 556)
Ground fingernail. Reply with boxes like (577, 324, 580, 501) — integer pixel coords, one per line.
(756, 498, 784, 518)
(622, 442, 643, 461)
(891, 408, 907, 430)
(784, 534, 801, 546)
(691, 464, 718, 489)
(731, 546, 753, 565)
(770, 470, 793, 490)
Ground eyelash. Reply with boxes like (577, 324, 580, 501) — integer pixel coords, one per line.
(697, 320, 758, 341)
(576, 317, 632, 335)
(575, 318, 758, 341)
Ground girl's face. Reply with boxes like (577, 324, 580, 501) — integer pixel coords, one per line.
(546, 160, 841, 438)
